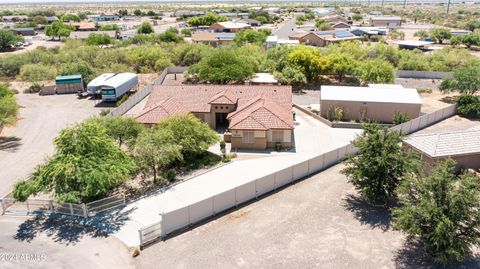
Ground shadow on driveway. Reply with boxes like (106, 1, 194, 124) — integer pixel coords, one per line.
(342, 194, 392, 232)
(14, 207, 136, 245)
(0, 136, 22, 152)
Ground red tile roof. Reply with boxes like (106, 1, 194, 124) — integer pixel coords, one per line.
(136, 85, 293, 130)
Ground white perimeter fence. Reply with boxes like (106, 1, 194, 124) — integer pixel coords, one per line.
(109, 67, 188, 116)
(139, 104, 457, 247)
(396, 70, 453, 79)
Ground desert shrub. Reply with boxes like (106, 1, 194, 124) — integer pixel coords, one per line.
(328, 106, 345, 121)
(18, 64, 56, 82)
(392, 112, 411, 125)
(162, 169, 176, 182)
(115, 94, 129, 107)
(24, 83, 42, 94)
(457, 94, 480, 118)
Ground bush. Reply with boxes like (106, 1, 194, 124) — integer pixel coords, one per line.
(115, 94, 129, 107)
(162, 169, 176, 182)
(181, 28, 191, 37)
(24, 83, 42, 94)
(392, 112, 410, 125)
(457, 94, 480, 118)
(18, 64, 56, 82)
(328, 106, 345, 121)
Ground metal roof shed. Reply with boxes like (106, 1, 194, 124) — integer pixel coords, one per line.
(55, 75, 84, 94)
(320, 84, 422, 123)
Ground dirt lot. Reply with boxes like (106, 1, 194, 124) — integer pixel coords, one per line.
(134, 164, 479, 269)
(0, 93, 103, 197)
(0, 216, 134, 269)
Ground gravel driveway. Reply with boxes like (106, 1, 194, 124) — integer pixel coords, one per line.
(0, 93, 103, 196)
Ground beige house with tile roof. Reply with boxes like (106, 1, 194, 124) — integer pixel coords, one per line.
(136, 85, 294, 150)
(403, 128, 480, 172)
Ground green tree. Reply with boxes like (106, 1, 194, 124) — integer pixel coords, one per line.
(85, 33, 112, 46)
(156, 114, 219, 160)
(100, 24, 120, 33)
(393, 159, 480, 265)
(233, 29, 269, 45)
(45, 21, 74, 39)
(0, 85, 18, 126)
(189, 49, 254, 84)
(187, 13, 228, 27)
(60, 13, 80, 22)
(31, 15, 47, 25)
(352, 14, 363, 21)
(413, 29, 429, 40)
(18, 64, 56, 81)
(439, 61, 480, 95)
(59, 60, 95, 84)
(327, 52, 356, 82)
(315, 19, 333, 31)
(429, 28, 452, 44)
(273, 65, 307, 85)
(355, 59, 395, 84)
(118, 9, 128, 17)
(342, 123, 419, 205)
(98, 116, 144, 147)
(173, 43, 213, 66)
(456, 94, 480, 118)
(288, 45, 330, 82)
(133, 128, 182, 183)
(0, 30, 23, 51)
(158, 30, 183, 42)
(146, 10, 156, 17)
(137, 21, 154, 34)
(13, 120, 137, 203)
(134, 9, 143, 17)
(181, 28, 192, 37)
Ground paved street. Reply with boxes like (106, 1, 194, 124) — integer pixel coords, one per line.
(0, 93, 102, 197)
(135, 164, 479, 269)
(274, 16, 297, 39)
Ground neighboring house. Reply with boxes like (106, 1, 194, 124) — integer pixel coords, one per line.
(238, 18, 262, 27)
(289, 30, 361, 47)
(69, 30, 116, 39)
(88, 14, 120, 22)
(265, 35, 299, 48)
(332, 22, 351, 29)
(209, 21, 251, 33)
(403, 128, 480, 172)
(173, 10, 205, 18)
(394, 40, 433, 50)
(67, 21, 97, 31)
(249, 73, 279, 85)
(320, 84, 422, 123)
(1, 15, 28, 23)
(322, 14, 348, 25)
(451, 29, 471, 36)
(136, 85, 294, 150)
(218, 13, 238, 18)
(191, 32, 235, 47)
(46, 16, 59, 23)
(350, 26, 388, 37)
(370, 16, 402, 28)
(10, 28, 37, 36)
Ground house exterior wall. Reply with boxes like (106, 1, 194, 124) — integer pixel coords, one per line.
(230, 129, 292, 149)
(320, 100, 421, 123)
(208, 24, 249, 33)
(292, 33, 326, 47)
(370, 19, 401, 27)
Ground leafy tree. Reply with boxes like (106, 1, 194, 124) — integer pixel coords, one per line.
(273, 65, 307, 85)
(355, 59, 395, 84)
(59, 60, 96, 84)
(118, 9, 128, 17)
(158, 30, 183, 42)
(146, 10, 156, 17)
(0, 85, 18, 126)
(18, 64, 56, 81)
(187, 13, 228, 27)
(392, 112, 410, 125)
(31, 15, 47, 25)
(327, 52, 356, 82)
(0, 30, 23, 51)
(85, 33, 112, 46)
(181, 28, 192, 37)
(137, 22, 154, 34)
(456, 94, 480, 118)
(450, 33, 480, 48)
(45, 21, 74, 39)
(98, 116, 143, 147)
(352, 14, 363, 21)
(189, 49, 254, 84)
(13, 120, 136, 203)
(315, 19, 333, 31)
(439, 61, 480, 95)
(133, 128, 182, 183)
(393, 159, 480, 265)
(156, 114, 219, 160)
(233, 29, 269, 45)
(173, 43, 213, 66)
(60, 13, 80, 22)
(413, 30, 429, 40)
(100, 24, 120, 33)
(134, 9, 143, 17)
(429, 28, 452, 44)
(288, 45, 330, 82)
(342, 123, 419, 205)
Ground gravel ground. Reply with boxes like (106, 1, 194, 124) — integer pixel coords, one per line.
(0, 93, 103, 197)
(134, 164, 479, 269)
(0, 216, 134, 269)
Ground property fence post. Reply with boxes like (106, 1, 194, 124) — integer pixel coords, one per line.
(69, 203, 74, 215)
(138, 229, 143, 248)
(1, 199, 5, 215)
(160, 212, 166, 237)
(82, 204, 88, 219)
(26, 200, 30, 213)
(48, 200, 53, 212)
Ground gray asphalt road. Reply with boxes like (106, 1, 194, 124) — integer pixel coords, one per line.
(0, 93, 103, 196)
(0, 216, 134, 269)
(275, 17, 297, 39)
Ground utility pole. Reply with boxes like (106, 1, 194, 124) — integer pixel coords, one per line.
(446, 0, 451, 15)
(403, 0, 407, 9)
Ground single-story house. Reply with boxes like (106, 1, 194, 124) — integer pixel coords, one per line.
(350, 26, 388, 37)
(320, 84, 422, 123)
(88, 15, 120, 22)
(394, 40, 433, 50)
(332, 22, 351, 29)
(136, 85, 294, 150)
(191, 32, 235, 47)
(289, 30, 361, 47)
(238, 18, 262, 27)
(1, 15, 28, 22)
(173, 10, 205, 18)
(209, 21, 251, 33)
(403, 127, 480, 172)
(10, 28, 37, 36)
(69, 30, 116, 39)
(218, 13, 238, 18)
(369, 16, 402, 28)
(46, 16, 59, 23)
(67, 21, 97, 31)
(323, 14, 348, 25)
(265, 35, 300, 48)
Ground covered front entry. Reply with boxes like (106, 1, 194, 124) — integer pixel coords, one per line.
(215, 112, 228, 131)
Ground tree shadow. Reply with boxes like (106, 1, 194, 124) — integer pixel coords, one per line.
(394, 237, 480, 269)
(342, 194, 392, 232)
(0, 136, 22, 152)
(14, 207, 136, 245)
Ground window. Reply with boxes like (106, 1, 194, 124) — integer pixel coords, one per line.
(242, 131, 254, 144)
(272, 130, 284, 142)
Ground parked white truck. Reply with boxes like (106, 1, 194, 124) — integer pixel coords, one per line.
(101, 73, 138, 102)
(87, 73, 116, 95)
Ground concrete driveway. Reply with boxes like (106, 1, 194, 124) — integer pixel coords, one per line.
(0, 93, 103, 196)
(0, 216, 134, 269)
(134, 164, 480, 269)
